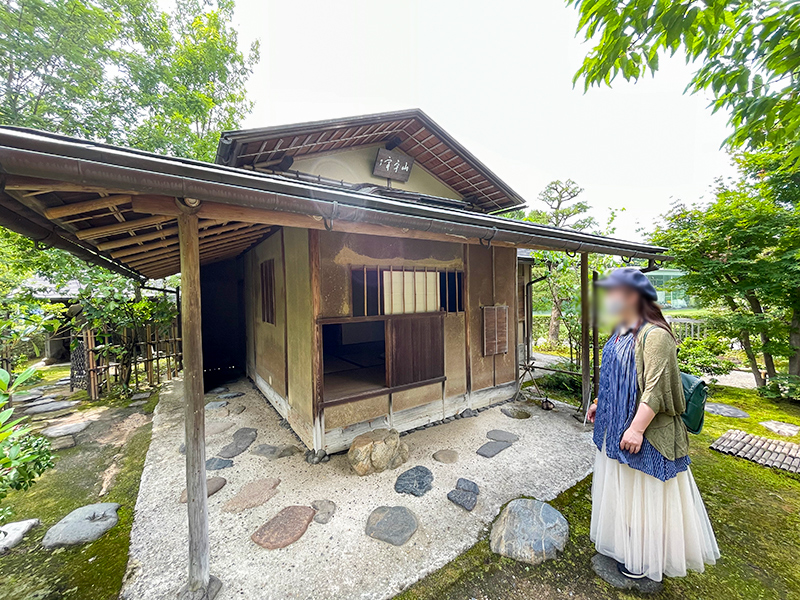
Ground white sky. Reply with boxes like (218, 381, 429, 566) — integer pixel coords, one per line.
(229, 0, 737, 243)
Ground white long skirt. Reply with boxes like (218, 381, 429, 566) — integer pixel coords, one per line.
(591, 448, 720, 582)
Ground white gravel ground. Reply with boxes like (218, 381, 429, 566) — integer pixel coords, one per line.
(122, 377, 594, 600)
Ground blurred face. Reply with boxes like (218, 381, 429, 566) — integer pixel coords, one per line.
(600, 286, 640, 327)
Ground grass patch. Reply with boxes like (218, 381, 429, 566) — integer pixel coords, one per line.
(398, 386, 800, 600)
(0, 399, 156, 600)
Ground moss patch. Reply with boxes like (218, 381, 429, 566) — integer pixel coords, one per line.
(0, 399, 155, 600)
(398, 386, 800, 600)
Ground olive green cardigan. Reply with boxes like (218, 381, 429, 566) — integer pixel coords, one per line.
(635, 323, 690, 461)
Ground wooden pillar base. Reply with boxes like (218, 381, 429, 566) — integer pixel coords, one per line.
(177, 575, 222, 600)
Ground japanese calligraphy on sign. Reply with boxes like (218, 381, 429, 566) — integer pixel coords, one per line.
(372, 148, 414, 183)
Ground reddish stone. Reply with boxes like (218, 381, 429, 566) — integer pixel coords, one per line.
(251, 506, 316, 549)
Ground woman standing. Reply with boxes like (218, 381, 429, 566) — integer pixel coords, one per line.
(586, 267, 719, 582)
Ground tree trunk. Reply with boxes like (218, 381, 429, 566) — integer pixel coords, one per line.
(548, 299, 562, 345)
(744, 293, 777, 378)
(789, 308, 800, 377)
(723, 294, 765, 387)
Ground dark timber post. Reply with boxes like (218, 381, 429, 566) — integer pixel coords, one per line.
(177, 205, 220, 599)
(592, 270, 600, 398)
(580, 253, 591, 413)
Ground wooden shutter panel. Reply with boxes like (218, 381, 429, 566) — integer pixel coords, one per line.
(388, 314, 444, 387)
(483, 305, 508, 356)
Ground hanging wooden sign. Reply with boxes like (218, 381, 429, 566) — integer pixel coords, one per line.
(373, 148, 414, 183)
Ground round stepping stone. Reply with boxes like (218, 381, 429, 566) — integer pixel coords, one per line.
(433, 449, 458, 464)
(252, 444, 302, 460)
(179, 477, 227, 503)
(218, 392, 244, 399)
(501, 406, 532, 419)
(251, 506, 316, 549)
(760, 420, 800, 437)
(218, 427, 257, 458)
(705, 402, 749, 418)
(207, 386, 229, 394)
(41, 503, 120, 549)
(394, 466, 434, 497)
(591, 553, 663, 593)
(223, 478, 281, 513)
(456, 478, 479, 495)
(477, 440, 512, 458)
(365, 506, 418, 546)
(490, 499, 568, 565)
(447, 489, 478, 511)
(311, 499, 336, 524)
(40, 421, 90, 438)
(206, 457, 233, 470)
(24, 400, 79, 415)
(205, 421, 234, 436)
(487, 429, 519, 443)
(0, 518, 40, 554)
(205, 400, 229, 410)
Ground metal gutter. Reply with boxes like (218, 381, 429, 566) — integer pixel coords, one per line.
(0, 127, 669, 261)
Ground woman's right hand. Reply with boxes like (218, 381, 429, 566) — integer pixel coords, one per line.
(587, 402, 598, 423)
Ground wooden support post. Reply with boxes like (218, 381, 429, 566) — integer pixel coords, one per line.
(592, 270, 600, 398)
(580, 253, 591, 414)
(177, 210, 220, 599)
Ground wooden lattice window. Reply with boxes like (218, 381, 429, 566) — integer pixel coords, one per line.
(261, 259, 275, 324)
(482, 305, 508, 356)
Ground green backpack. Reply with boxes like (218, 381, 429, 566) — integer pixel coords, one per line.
(641, 326, 707, 435)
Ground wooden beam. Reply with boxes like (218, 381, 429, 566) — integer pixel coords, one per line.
(580, 252, 591, 414)
(95, 219, 220, 251)
(44, 195, 133, 219)
(126, 229, 269, 269)
(2, 175, 138, 196)
(176, 210, 216, 598)
(75, 215, 174, 240)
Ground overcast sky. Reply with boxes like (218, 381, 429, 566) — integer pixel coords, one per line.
(229, 0, 737, 242)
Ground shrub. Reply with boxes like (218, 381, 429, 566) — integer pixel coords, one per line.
(537, 360, 582, 394)
(759, 375, 800, 403)
(677, 336, 736, 377)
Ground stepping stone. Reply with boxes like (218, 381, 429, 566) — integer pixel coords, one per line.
(12, 391, 43, 403)
(252, 444, 302, 460)
(17, 395, 55, 406)
(490, 499, 568, 565)
(40, 421, 90, 438)
(129, 400, 147, 408)
(218, 427, 257, 458)
(477, 440, 512, 458)
(447, 489, 478, 511)
(433, 449, 458, 464)
(205, 421, 234, 436)
(251, 506, 316, 549)
(365, 506, 418, 546)
(51, 435, 76, 450)
(456, 478, 480, 495)
(57, 377, 71, 384)
(0, 518, 40, 554)
(131, 392, 150, 401)
(394, 466, 434, 497)
(231, 404, 246, 415)
(311, 499, 336, 524)
(760, 420, 800, 437)
(206, 457, 233, 470)
(218, 392, 244, 399)
(501, 406, 532, 419)
(223, 478, 281, 513)
(24, 401, 79, 415)
(41, 503, 120, 549)
(208, 386, 229, 394)
(205, 400, 229, 410)
(591, 553, 663, 593)
(487, 429, 519, 443)
(458, 408, 478, 418)
(705, 402, 749, 418)
(179, 477, 227, 503)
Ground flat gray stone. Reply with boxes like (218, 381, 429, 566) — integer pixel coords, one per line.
(477, 440, 512, 458)
(205, 400, 229, 410)
(41, 503, 120, 548)
(447, 489, 478, 511)
(51, 435, 76, 450)
(591, 553, 663, 593)
(456, 478, 479, 495)
(501, 406, 532, 419)
(394, 466, 434, 497)
(252, 444, 302, 460)
(12, 391, 43, 403)
(487, 429, 519, 443)
(208, 386, 228, 394)
(231, 404, 246, 415)
(0, 518, 40, 553)
(131, 392, 150, 401)
(206, 457, 233, 470)
(490, 499, 568, 564)
(40, 421, 90, 438)
(218, 392, 244, 399)
(180, 477, 227, 503)
(218, 427, 257, 458)
(705, 402, 749, 418)
(205, 421, 233, 436)
(760, 420, 800, 437)
(177, 574, 222, 600)
(311, 499, 336, 524)
(18, 395, 56, 406)
(365, 506, 418, 546)
(24, 400, 79, 415)
(433, 449, 458, 464)
(129, 400, 147, 407)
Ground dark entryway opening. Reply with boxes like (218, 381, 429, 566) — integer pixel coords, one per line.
(322, 321, 386, 400)
(201, 258, 246, 391)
